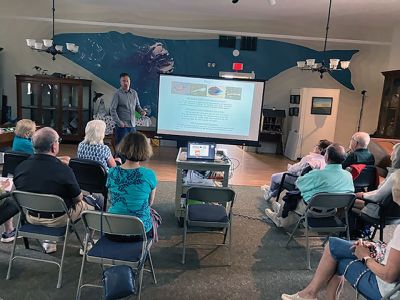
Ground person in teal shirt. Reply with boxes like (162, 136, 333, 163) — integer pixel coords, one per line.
(266, 143, 354, 227)
(296, 144, 354, 203)
(106, 132, 156, 240)
(11, 119, 36, 154)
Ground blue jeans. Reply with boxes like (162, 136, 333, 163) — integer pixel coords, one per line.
(329, 237, 381, 300)
(269, 172, 297, 197)
(115, 126, 136, 147)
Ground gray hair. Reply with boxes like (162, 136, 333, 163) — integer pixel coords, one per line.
(391, 143, 400, 169)
(352, 132, 370, 149)
(83, 120, 106, 145)
(32, 127, 58, 154)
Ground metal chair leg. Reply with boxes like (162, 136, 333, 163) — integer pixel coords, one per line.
(76, 237, 88, 300)
(228, 223, 232, 266)
(6, 229, 19, 280)
(57, 229, 69, 289)
(147, 252, 157, 284)
(305, 225, 311, 270)
(181, 219, 187, 264)
(137, 268, 144, 300)
(286, 217, 303, 247)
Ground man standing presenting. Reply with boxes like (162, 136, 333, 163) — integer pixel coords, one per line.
(110, 73, 146, 145)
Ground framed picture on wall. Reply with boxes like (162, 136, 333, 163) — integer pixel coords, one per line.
(311, 97, 333, 115)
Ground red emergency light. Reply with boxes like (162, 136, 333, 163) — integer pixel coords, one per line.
(232, 63, 243, 71)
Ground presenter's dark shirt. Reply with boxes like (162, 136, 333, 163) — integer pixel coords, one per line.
(342, 148, 375, 169)
(13, 154, 81, 210)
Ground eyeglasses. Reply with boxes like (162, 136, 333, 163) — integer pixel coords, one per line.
(54, 137, 62, 144)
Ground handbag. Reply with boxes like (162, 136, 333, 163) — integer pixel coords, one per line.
(99, 212, 136, 300)
(102, 265, 136, 300)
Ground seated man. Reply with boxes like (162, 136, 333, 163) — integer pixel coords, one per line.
(13, 127, 97, 253)
(262, 139, 332, 201)
(266, 143, 355, 227)
(342, 132, 375, 169)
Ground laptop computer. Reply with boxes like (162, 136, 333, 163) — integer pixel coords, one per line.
(186, 142, 216, 161)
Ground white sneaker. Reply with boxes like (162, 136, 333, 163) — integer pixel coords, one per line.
(265, 209, 282, 227)
(42, 241, 57, 254)
(79, 239, 97, 256)
(264, 192, 273, 202)
(260, 184, 270, 192)
(272, 202, 281, 214)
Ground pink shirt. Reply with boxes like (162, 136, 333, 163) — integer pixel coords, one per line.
(288, 152, 326, 175)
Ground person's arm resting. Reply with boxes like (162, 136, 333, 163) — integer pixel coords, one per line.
(366, 248, 400, 283)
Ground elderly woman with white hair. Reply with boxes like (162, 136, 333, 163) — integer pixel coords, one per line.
(77, 120, 118, 171)
(355, 143, 400, 208)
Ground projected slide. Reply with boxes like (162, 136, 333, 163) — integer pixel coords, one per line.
(157, 75, 265, 142)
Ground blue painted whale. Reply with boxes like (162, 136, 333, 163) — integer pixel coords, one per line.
(55, 31, 358, 113)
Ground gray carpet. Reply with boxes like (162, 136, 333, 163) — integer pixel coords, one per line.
(0, 182, 363, 299)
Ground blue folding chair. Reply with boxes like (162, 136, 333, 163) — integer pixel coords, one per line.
(76, 211, 156, 300)
(182, 186, 236, 265)
(7, 190, 83, 288)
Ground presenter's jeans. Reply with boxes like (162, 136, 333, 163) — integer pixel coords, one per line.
(115, 126, 136, 146)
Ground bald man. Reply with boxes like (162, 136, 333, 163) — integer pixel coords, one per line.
(13, 127, 96, 253)
(266, 144, 354, 227)
(342, 132, 375, 169)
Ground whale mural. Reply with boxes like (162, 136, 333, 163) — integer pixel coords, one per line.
(55, 31, 358, 116)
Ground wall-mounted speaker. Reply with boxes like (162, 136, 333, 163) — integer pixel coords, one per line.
(240, 36, 257, 51)
(219, 36, 236, 48)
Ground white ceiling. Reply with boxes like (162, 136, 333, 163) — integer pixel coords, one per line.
(2, 0, 400, 43)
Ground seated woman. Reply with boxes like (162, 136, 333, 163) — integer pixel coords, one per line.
(262, 139, 332, 202)
(282, 170, 400, 300)
(77, 120, 118, 171)
(355, 142, 400, 208)
(106, 132, 156, 241)
(12, 119, 70, 165)
(12, 119, 36, 154)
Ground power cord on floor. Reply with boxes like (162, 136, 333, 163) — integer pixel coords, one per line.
(232, 212, 271, 223)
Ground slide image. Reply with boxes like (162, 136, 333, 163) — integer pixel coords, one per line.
(171, 82, 191, 95)
(190, 84, 207, 97)
(225, 87, 242, 100)
(207, 86, 226, 98)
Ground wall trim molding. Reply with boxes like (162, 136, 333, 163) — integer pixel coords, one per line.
(7, 16, 392, 46)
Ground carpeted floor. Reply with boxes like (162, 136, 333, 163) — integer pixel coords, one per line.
(0, 182, 374, 299)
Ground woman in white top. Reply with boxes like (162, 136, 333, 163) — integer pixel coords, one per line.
(262, 139, 332, 201)
(355, 143, 400, 208)
(281, 170, 400, 300)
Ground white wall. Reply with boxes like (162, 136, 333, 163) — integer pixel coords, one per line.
(0, 17, 392, 146)
(264, 41, 390, 145)
(388, 25, 400, 70)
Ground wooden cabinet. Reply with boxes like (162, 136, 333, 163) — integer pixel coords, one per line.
(16, 75, 91, 141)
(376, 70, 400, 138)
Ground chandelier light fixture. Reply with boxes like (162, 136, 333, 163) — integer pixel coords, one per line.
(296, 0, 350, 78)
(25, 0, 78, 61)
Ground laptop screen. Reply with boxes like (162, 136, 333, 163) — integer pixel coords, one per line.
(187, 142, 216, 160)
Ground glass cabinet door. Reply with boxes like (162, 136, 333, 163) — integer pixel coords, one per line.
(41, 83, 59, 127)
(20, 82, 40, 108)
(82, 86, 91, 130)
(61, 84, 80, 137)
(61, 85, 79, 109)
